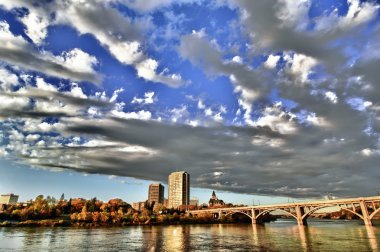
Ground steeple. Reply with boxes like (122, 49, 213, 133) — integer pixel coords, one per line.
(211, 190, 217, 200)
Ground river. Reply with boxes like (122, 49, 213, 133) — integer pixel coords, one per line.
(0, 219, 379, 251)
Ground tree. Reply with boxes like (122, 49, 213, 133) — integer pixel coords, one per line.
(66, 198, 72, 214)
(88, 197, 97, 212)
(60, 193, 65, 201)
(153, 203, 166, 213)
(35, 195, 44, 202)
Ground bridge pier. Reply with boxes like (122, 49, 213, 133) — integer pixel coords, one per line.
(251, 208, 263, 224)
(296, 206, 307, 226)
(359, 200, 373, 226)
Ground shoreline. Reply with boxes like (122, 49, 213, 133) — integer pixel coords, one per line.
(1, 217, 375, 228)
(0, 219, 265, 228)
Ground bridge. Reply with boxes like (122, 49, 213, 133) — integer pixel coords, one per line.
(188, 196, 380, 226)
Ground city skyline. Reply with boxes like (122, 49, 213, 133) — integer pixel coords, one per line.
(0, 0, 380, 204)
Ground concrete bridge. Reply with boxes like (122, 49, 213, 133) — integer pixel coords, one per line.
(188, 196, 380, 226)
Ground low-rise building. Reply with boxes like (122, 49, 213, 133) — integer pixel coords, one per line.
(0, 193, 19, 205)
(190, 198, 199, 206)
(163, 198, 169, 208)
(132, 201, 146, 211)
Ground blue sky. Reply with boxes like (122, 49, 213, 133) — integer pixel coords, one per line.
(0, 0, 380, 205)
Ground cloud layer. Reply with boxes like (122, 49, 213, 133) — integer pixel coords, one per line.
(0, 0, 380, 199)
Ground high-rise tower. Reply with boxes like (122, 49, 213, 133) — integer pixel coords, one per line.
(148, 183, 164, 205)
(168, 171, 190, 208)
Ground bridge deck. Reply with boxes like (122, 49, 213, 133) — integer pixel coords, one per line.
(188, 196, 380, 214)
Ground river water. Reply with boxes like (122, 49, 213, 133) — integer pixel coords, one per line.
(0, 219, 379, 251)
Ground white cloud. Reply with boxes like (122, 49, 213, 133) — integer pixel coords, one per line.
(136, 58, 184, 87)
(232, 78, 258, 126)
(68, 84, 87, 99)
(360, 148, 376, 157)
(186, 120, 199, 127)
(231, 56, 243, 64)
(0, 148, 9, 157)
(0, 20, 28, 48)
(197, 99, 206, 109)
(276, 0, 311, 31)
(25, 134, 40, 142)
(0, 94, 30, 111)
(306, 113, 331, 128)
(111, 101, 152, 120)
(132, 91, 156, 105)
(37, 122, 63, 132)
(325, 91, 338, 104)
(0, 21, 101, 83)
(111, 110, 152, 120)
(109, 88, 124, 103)
(169, 105, 188, 122)
(264, 54, 281, 69)
(254, 103, 297, 134)
(57, 48, 98, 74)
(0, 1, 184, 87)
(252, 135, 285, 148)
(204, 108, 213, 117)
(22, 119, 63, 133)
(201, 104, 226, 123)
(20, 10, 49, 45)
(0, 67, 19, 91)
(119, 0, 202, 12)
(285, 53, 317, 84)
(315, 0, 379, 32)
(35, 77, 58, 92)
(53, 1, 143, 65)
(346, 97, 372, 111)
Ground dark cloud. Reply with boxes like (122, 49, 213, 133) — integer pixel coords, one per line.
(0, 44, 102, 84)
(0, 89, 112, 118)
(7, 115, 372, 198)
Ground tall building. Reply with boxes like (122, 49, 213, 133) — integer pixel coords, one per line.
(168, 171, 190, 209)
(148, 183, 164, 204)
(0, 193, 19, 205)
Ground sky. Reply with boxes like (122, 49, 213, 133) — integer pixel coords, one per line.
(0, 0, 380, 205)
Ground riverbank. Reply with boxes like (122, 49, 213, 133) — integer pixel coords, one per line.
(0, 213, 277, 227)
(0, 216, 276, 228)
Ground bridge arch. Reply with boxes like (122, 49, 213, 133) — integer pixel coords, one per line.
(256, 208, 297, 220)
(370, 207, 380, 219)
(301, 205, 364, 221)
(224, 210, 252, 220)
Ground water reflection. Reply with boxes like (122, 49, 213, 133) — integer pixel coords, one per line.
(161, 225, 191, 251)
(0, 221, 379, 251)
(251, 223, 260, 247)
(365, 225, 378, 252)
(297, 225, 312, 252)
